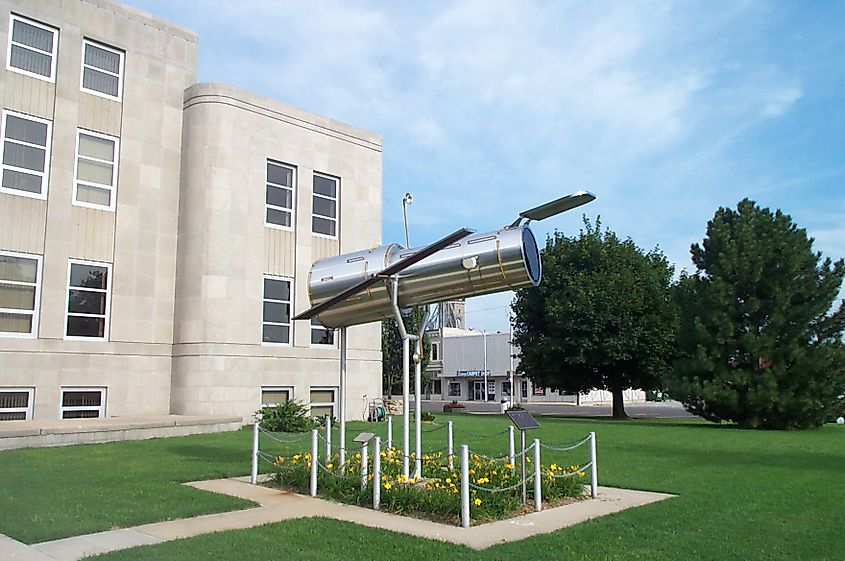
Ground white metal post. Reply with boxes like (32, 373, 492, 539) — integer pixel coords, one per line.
(521, 430, 527, 505)
(325, 415, 332, 464)
(250, 422, 259, 485)
(361, 442, 369, 490)
(533, 438, 542, 512)
(373, 436, 381, 510)
(508, 425, 515, 472)
(339, 327, 347, 471)
(590, 431, 598, 499)
(310, 429, 318, 497)
(509, 323, 514, 407)
(387, 415, 393, 449)
(414, 336, 423, 479)
(447, 421, 454, 471)
(460, 444, 470, 528)
(402, 334, 410, 479)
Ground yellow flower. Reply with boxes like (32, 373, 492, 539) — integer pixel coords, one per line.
(445, 478, 452, 484)
(550, 463, 558, 471)
(326, 463, 333, 470)
(384, 483, 392, 490)
(473, 498, 482, 506)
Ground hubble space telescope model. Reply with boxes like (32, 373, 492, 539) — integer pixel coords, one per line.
(294, 191, 596, 327)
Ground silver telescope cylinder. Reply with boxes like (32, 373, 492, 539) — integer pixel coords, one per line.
(308, 225, 542, 328)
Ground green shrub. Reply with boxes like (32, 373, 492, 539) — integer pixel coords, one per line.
(420, 411, 436, 422)
(256, 400, 315, 432)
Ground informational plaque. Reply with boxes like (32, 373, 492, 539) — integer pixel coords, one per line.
(353, 432, 375, 443)
(506, 410, 540, 431)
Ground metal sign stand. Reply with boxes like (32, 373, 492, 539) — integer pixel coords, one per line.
(506, 409, 540, 505)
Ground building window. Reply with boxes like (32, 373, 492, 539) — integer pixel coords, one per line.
(309, 387, 336, 418)
(6, 15, 57, 81)
(0, 388, 34, 420)
(261, 387, 291, 408)
(66, 260, 110, 339)
(312, 172, 338, 237)
(1, 110, 52, 199)
(0, 252, 41, 337)
(448, 382, 461, 397)
(266, 161, 295, 229)
(433, 380, 442, 395)
(60, 387, 105, 419)
(502, 380, 512, 398)
(74, 129, 119, 210)
(80, 39, 124, 100)
(263, 276, 291, 344)
(521, 380, 528, 399)
(310, 318, 335, 346)
(430, 342, 440, 361)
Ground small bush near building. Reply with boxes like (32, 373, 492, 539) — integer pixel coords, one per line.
(421, 411, 436, 422)
(256, 400, 315, 432)
(270, 448, 586, 524)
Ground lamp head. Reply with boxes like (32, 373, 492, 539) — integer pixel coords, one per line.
(403, 192, 413, 206)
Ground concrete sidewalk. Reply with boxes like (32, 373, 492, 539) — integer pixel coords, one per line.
(3, 476, 674, 560)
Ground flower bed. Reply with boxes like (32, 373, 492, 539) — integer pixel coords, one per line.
(270, 447, 587, 524)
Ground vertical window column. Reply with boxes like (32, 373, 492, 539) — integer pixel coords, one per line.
(310, 318, 335, 346)
(74, 130, 118, 209)
(6, 15, 57, 81)
(312, 173, 338, 237)
(0, 252, 41, 336)
(1, 111, 51, 198)
(266, 161, 295, 229)
(262, 276, 292, 344)
(66, 261, 110, 339)
(80, 39, 124, 100)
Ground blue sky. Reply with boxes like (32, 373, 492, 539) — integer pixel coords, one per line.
(128, 0, 845, 331)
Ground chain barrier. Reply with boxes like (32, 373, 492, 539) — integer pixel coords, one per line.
(257, 450, 278, 466)
(458, 427, 510, 439)
(420, 423, 447, 434)
(468, 476, 528, 494)
(467, 441, 534, 462)
(257, 426, 312, 444)
(539, 435, 591, 452)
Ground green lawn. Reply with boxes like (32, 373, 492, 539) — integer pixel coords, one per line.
(2, 414, 844, 560)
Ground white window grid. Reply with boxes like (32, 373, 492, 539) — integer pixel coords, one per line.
(0, 250, 42, 338)
(73, 129, 119, 211)
(311, 172, 338, 239)
(310, 318, 336, 347)
(6, 14, 57, 82)
(430, 342, 440, 361)
(0, 109, 52, 200)
(309, 387, 336, 417)
(80, 39, 124, 101)
(261, 386, 293, 408)
(65, 259, 111, 340)
(60, 387, 106, 419)
(262, 275, 292, 346)
(0, 387, 34, 420)
(265, 160, 295, 231)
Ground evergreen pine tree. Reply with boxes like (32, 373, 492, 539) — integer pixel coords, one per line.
(670, 199, 845, 429)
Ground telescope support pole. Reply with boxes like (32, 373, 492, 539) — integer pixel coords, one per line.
(339, 326, 347, 471)
(388, 277, 411, 480)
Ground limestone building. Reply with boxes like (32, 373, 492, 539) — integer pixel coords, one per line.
(0, 0, 382, 422)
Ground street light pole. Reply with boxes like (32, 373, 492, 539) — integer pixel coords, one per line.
(402, 193, 413, 248)
(482, 330, 488, 401)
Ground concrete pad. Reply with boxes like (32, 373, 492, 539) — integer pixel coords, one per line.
(0, 534, 56, 561)
(190, 477, 675, 550)
(32, 529, 163, 561)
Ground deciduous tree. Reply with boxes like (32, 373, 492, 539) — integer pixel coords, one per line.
(512, 219, 677, 418)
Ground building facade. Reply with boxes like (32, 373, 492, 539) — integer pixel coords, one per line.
(0, 0, 382, 422)
(427, 329, 645, 405)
